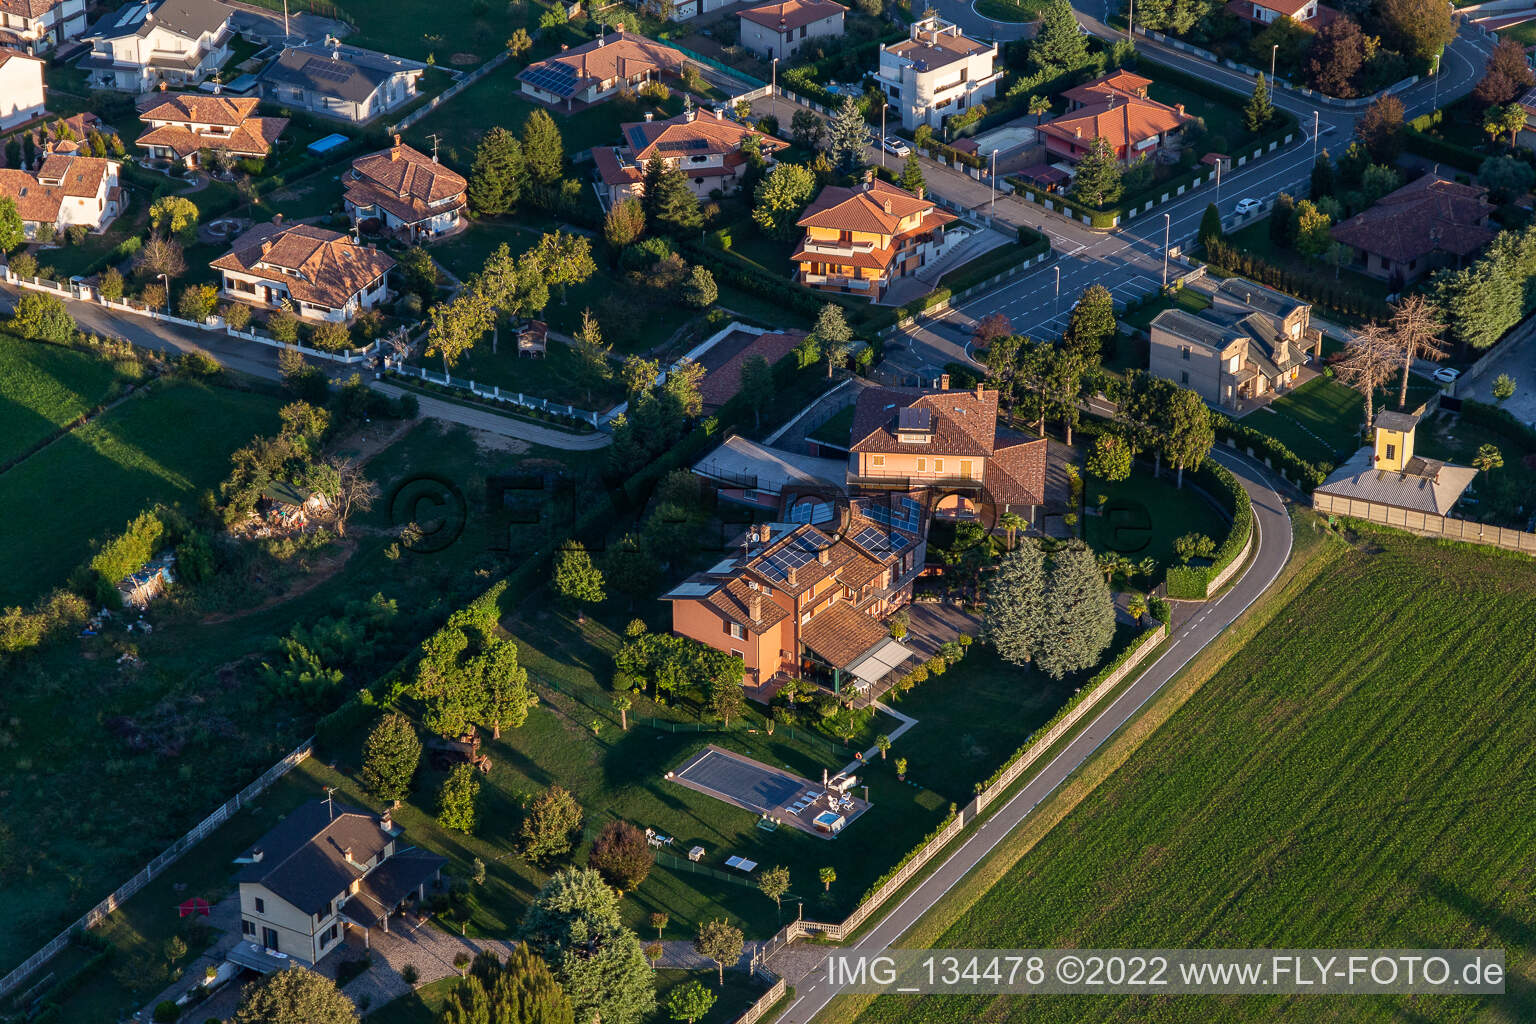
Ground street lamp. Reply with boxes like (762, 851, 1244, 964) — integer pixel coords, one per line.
(1161, 212, 1171, 288)
(1270, 44, 1278, 81)
(1312, 109, 1319, 163)
(1215, 157, 1222, 200)
(157, 272, 169, 314)
(771, 56, 778, 98)
(1054, 265, 1061, 314)
(989, 148, 998, 215)
(1431, 52, 1440, 110)
(880, 102, 887, 169)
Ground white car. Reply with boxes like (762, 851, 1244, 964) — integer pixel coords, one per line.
(1235, 198, 1263, 215)
(1433, 367, 1461, 384)
(882, 136, 911, 157)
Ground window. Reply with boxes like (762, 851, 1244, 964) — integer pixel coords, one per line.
(254, 897, 265, 914)
(934, 458, 944, 473)
(800, 609, 812, 625)
(871, 454, 885, 468)
(1180, 371, 1189, 385)
(729, 622, 745, 639)
(916, 458, 927, 472)
(242, 920, 255, 936)
(799, 24, 807, 37)
(1384, 443, 1396, 461)
(960, 460, 973, 478)
(731, 648, 743, 659)
(1181, 346, 1191, 360)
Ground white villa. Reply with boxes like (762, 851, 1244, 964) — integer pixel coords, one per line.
(875, 15, 1000, 131)
(0, 152, 122, 237)
(78, 0, 232, 92)
(212, 220, 397, 323)
(0, 48, 46, 130)
(0, 0, 87, 52)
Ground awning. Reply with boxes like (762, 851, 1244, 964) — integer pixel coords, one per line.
(226, 941, 296, 974)
(846, 637, 914, 685)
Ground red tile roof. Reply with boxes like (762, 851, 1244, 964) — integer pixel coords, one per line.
(517, 29, 685, 98)
(1060, 69, 1152, 107)
(850, 385, 1000, 456)
(345, 141, 466, 224)
(698, 330, 803, 410)
(1329, 176, 1496, 262)
(798, 178, 934, 234)
(739, 0, 846, 32)
(211, 222, 396, 311)
(1039, 94, 1193, 153)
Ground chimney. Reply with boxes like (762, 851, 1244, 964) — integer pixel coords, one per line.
(261, 239, 272, 255)
(560, 42, 569, 50)
(882, 199, 893, 214)
(643, 111, 653, 121)
(817, 548, 829, 565)
(787, 565, 798, 585)
(714, 107, 723, 120)
(750, 590, 762, 622)
(391, 132, 402, 158)
(1175, 103, 1185, 116)
(343, 846, 354, 863)
(939, 373, 950, 390)
(975, 381, 984, 399)
(273, 212, 283, 225)
(251, 847, 264, 863)
(916, 186, 925, 200)
(1074, 126, 1081, 138)
(380, 809, 392, 831)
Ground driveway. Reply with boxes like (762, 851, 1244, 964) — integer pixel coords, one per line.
(1462, 332, 1536, 427)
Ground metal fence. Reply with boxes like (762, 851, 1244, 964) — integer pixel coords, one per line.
(384, 362, 602, 426)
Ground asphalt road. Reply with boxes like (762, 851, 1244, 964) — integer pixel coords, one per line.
(785, 448, 1294, 1024)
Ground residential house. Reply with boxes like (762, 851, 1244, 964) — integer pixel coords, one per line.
(663, 510, 922, 693)
(692, 434, 847, 513)
(874, 15, 1000, 132)
(1039, 71, 1193, 165)
(738, 0, 845, 61)
(213, 220, 397, 322)
(1329, 175, 1497, 286)
(592, 105, 786, 205)
(0, 0, 87, 52)
(697, 328, 803, 411)
(847, 381, 1048, 522)
(0, 151, 122, 237)
(517, 29, 686, 111)
(1147, 278, 1323, 409)
(1226, 0, 1335, 27)
(344, 136, 467, 240)
(258, 41, 424, 123)
(78, 0, 232, 92)
(792, 177, 956, 300)
(1313, 410, 1478, 522)
(135, 93, 287, 168)
(0, 48, 45, 130)
(629, 0, 733, 22)
(230, 800, 445, 969)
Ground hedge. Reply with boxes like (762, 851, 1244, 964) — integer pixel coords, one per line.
(1212, 412, 1331, 489)
(1404, 110, 1485, 173)
(1458, 399, 1536, 448)
(1163, 460, 1253, 598)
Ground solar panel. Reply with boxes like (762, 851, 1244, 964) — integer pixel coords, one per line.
(302, 57, 352, 83)
(857, 495, 921, 533)
(522, 62, 578, 97)
(626, 126, 649, 150)
(787, 501, 834, 525)
(853, 525, 909, 554)
(897, 406, 932, 432)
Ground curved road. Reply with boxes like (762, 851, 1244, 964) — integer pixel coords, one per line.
(786, 448, 1293, 1024)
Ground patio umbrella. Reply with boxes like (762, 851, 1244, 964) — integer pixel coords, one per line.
(178, 897, 211, 918)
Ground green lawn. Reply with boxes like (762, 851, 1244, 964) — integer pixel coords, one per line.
(1083, 465, 1231, 578)
(972, 0, 1050, 21)
(809, 404, 856, 447)
(238, 0, 549, 63)
(1250, 373, 1441, 466)
(1416, 408, 1536, 529)
(35, 185, 152, 281)
(1147, 79, 1249, 149)
(1224, 220, 1395, 317)
(851, 529, 1536, 1024)
(0, 335, 142, 465)
(0, 380, 282, 606)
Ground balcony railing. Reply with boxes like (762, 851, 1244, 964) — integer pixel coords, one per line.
(799, 240, 877, 256)
(803, 274, 873, 290)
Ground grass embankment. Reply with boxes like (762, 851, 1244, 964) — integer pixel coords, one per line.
(0, 334, 142, 465)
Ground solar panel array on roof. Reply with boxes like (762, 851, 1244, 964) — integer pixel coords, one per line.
(858, 496, 922, 532)
(120, 4, 149, 27)
(758, 532, 829, 582)
(522, 62, 579, 97)
(786, 501, 835, 526)
(897, 406, 933, 432)
(666, 581, 718, 598)
(303, 57, 352, 83)
(626, 126, 650, 149)
(658, 138, 710, 152)
(853, 525, 910, 555)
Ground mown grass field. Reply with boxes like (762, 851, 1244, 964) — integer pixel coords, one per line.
(851, 528, 1536, 1024)
(0, 380, 282, 606)
(0, 335, 140, 466)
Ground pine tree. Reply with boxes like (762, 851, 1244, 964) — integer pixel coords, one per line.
(520, 869, 655, 1024)
(1035, 542, 1116, 680)
(1244, 73, 1275, 134)
(553, 541, 605, 609)
(1309, 150, 1334, 199)
(1068, 136, 1121, 208)
(361, 712, 421, 801)
(1032, 0, 1090, 73)
(522, 107, 565, 185)
(825, 95, 868, 175)
(898, 152, 925, 194)
(1062, 284, 1115, 364)
(466, 126, 526, 216)
(1199, 202, 1224, 248)
(647, 162, 703, 235)
(985, 541, 1048, 667)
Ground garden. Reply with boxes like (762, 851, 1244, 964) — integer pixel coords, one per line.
(1416, 401, 1536, 529)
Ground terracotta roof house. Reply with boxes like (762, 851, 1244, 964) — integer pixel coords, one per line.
(875, 15, 999, 131)
(135, 93, 287, 168)
(1314, 411, 1478, 522)
(792, 177, 957, 300)
(0, 48, 46, 130)
(663, 512, 921, 693)
(0, 0, 87, 52)
(344, 137, 467, 240)
(517, 29, 686, 110)
(78, 0, 233, 92)
(231, 800, 445, 970)
(1039, 80, 1194, 165)
(1226, 0, 1336, 27)
(697, 328, 803, 411)
(212, 220, 396, 322)
(1329, 176, 1497, 286)
(0, 151, 122, 237)
(593, 105, 787, 205)
(258, 42, 424, 123)
(737, 0, 846, 61)
(847, 381, 1048, 518)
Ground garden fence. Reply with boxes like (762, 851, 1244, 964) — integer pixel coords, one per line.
(0, 739, 315, 999)
(383, 362, 603, 427)
(388, 51, 511, 134)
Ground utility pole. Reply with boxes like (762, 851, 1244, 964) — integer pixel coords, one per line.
(1432, 52, 1441, 110)
(989, 148, 998, 215)
(1054, 265, 1061, 314)
(1215, 157, 1221, 200)
(282, 0, 290, 41)
(771, 56, 778, 98)
(1127, 0, 1133, 42)
(1162, 212, 1171, 288)
(880, 104, 887, 169)
(1312, 109, 1319, 163)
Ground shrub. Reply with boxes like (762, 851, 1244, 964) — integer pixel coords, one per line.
(308, 319, 352, 352)
(400, 963, 419, 985)
(9, 251, 37, 278)
(179, 349, 221, 377)
(221, 302, 251, 331)
(1164, 463, 1253, 599)
(153, 1001, 180, 1022)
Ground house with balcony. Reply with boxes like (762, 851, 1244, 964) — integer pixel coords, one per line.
(0, 48, 45, 130)
(0, 0, 86, 52)
(344, 136, 467, 240)
(792, 178, 955, 300)
(1329, 175, 1496, 286)
(593, 105, 786, 205)
(135, 93, 287, 168)
(737, 0, 845, 61)
(258, 41, 424, 124)
(1226, 0, 1335, 26)
(874, 15, 1000, 132)
(1039, 75, 1194, 165)
(213, 220, 396, 323)
(78, 0, 233, 93)
(1148, 278, 1323, 409)
(229, 800, 445, 970)
(0, 151, 122, 237)
(516, 29, 686, 111)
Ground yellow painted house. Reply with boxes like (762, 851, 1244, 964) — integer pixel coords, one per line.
(793, 178, 954, 300)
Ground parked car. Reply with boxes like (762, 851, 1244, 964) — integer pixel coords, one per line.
(1434, 367, 1461, 384)
(882, 136, 911, 157)
(1235, 197, 1263, 215)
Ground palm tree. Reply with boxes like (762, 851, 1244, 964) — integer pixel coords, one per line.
(999, 511, 1026, 549)
(1126, 592, 1148, 624)
(1028, 94, 1050, 126)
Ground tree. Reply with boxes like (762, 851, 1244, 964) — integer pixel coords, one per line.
(1476, 39, 1534, 106)
(819, 866, 836, 891)
(1386, 294, 1447, 408)
(134, 233, 186, 282)
(666, 981, 716, 1024)
(589, 820, 655, 891)
(437, 763, 481, 834)
(650, 912, 669, 940)
(972, 312, 1013, 352)
(1029, 94, 1051, 126)
(1485, 102, 1528, 146)
(1473, 443, 1504, 472)
(605, 198, 647, 249)
(507, 26, 533, 54)
(790, 108, 824, 149)
(567, 308, 613, 406)
(1492, 373, 1517, 403)
(758, 865, 791, 910)
(8, 291, 74, 343)
(520, 869, 656, 1024)
(1379, 0, 1455, 67)
(1311, 150, 1335, 199)
(522, 107, 565, 185)
(467, 126, 526, 215)
(1478, 156, 1535, 204)
(149, 194, 199, 240)
(683, 264, 717, 308)
(641, 160, 703, 235)
(533, 230, 597, 302)
(1357, 95, 1405, 163)
(813, 303, 853, 377)
(985, 541, 1047, 666)
(1199, 203, 1224, 247)
(1035, 541, 1116, 679)
(694, 919, 744, 985)
(1307, 16, 1365, 97)
(1334, 322, 1397, 433)
(0, 197, 22, 253)
(707, 673, 746, 726)
(738, 354, 774, 431)
(1292, 199, 1333, 258)
(361, 712, 421, 801)
(898, 152, 925, 195)
(825, 95, 868, 175)
(1244, 73, 1274, 134)
(554, 541, 605, 612)
(177, 282, 218, 322)
(1032, 0, 1090, 73)
(233, 966, 358, 1024)
(874, 733, 891, 759)
(425, 291, 493, 373)
(1069, 136, 1121, 208)
(437, 945, 573, 1024)
(1062, 284, 1115, 363)
(165, 934, 188, 968)
(1160, 386, 1214, 487)
(1086, 433, 1133, 481)
(752, 161, 817, 239)
(1175, 532, 1216, 563)
(521, 784, 583, 863)
(475, 637, 536, 740)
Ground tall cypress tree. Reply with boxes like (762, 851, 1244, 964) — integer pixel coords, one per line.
(1199, 202, 1224, 247)
(1245, 73, 1275, 133)
(1069, 136, 1122, 208)
(985, 541, 1048, 667)
(648, 163, 703, 235)
(466, 127, 526, 216)
(1036, 542, 1116, 680)
(522, 107, 565, 185)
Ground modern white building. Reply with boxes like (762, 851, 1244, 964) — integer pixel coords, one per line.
(737, 0, 845, 62)
(135, 93, 287, 168)
(212, 220, 397, 323)
(0, 48, 46, 130)
(0, 152, 122, 237)
(874, 15, 1000, 132)
(77, 0, 233, 93)
(0, 0, 87, 52)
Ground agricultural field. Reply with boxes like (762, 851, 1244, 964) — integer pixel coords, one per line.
(0, 335, 142, 466)
(852, 528, 1536, 1024)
